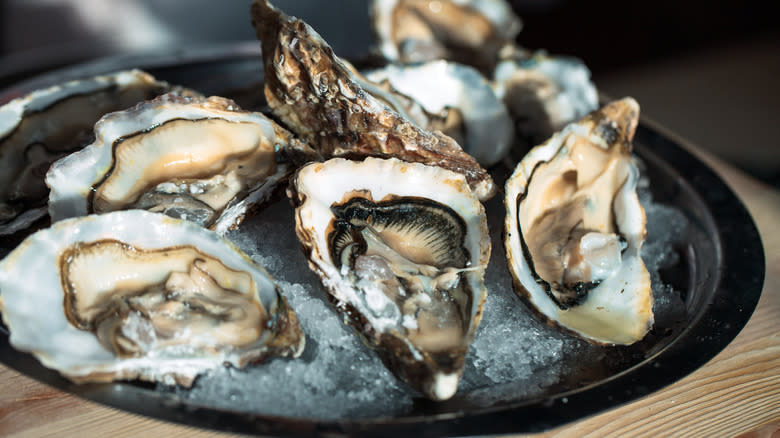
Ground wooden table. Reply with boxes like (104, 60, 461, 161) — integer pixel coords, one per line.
(0, 133, 777, 437)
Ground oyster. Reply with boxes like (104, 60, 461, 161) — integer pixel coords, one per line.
(0, 210, 304, 386)
(251, 0, 496, 201)
(341, 59, 466, 150)
(504, 98, 653, 345)
(493, 52, 599, 156)
(364, 60, 514, 167)
(371, 0, 522, 74)
(0, 69, 191, 236)
(47, 93, 317, 235)
(289, 157, 490, 400)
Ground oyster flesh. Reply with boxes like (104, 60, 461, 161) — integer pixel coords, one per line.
(0, 69, 191, 236)
(504, 98, 653, 345)
(371, 0, 522, 74)
(47, 93, 317, 235)
(289, 157, 490, 400)
(0, 210, 304, 386)
(364, 60, 514, 167)
(493, 52, 599, 156)
(251, 0, 496, 201)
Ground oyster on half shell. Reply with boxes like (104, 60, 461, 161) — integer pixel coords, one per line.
(0, 210, 304, 386)
(0, 69, 193, 236)
(371, 0, 522, 75)
(251, 0, 496, 201)
(493, 52, 599, 157)
(46, 93, 318, 235)
(289, 157, 490, 400)
(504, 98, 653, 345)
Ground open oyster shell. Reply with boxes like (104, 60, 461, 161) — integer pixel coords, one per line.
(371, 0, 522, 75)
(0, 210, 304, 386)
(251, 0, 496, 201)
(46, 93, 318, 235)
(289, 157, 490, 400)
(364, 60, 514, 167)
(0, 69, 193, 236)
(504, 98, 653, 345)
(493, 52, 599, 157)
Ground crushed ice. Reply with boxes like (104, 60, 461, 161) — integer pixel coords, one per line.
(160, 167, 690, 419)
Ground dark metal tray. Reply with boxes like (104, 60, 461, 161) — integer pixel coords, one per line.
(0, 44, 765, 437)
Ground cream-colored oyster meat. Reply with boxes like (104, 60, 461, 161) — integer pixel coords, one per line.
(289, 157, 490, 400)
(371, 0, 522, 74)
(0, 210, 304, 386)
(504, 98, 653, 345)
(46, 93, 318, 235)
(0, 69, 193, 236)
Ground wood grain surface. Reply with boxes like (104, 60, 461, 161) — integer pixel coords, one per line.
(0, 136, 778, 437)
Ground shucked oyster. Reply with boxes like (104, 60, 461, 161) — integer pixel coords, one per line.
(251, 0, 496, 201)
(371, 0, 522, 74)
(493, 52, 599, 157)
(0, 69, 191, 236)
(47, 93, 317, 235)
(289, 157, 490, 400)
(504, 98, 653, 345)
(0, 210, 304, 386)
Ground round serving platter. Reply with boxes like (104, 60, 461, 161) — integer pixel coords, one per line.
(0, 44, 766, 437)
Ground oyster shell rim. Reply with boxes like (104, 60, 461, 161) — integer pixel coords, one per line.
(288, 156, 490, 400)
(0, 209, 305, 387)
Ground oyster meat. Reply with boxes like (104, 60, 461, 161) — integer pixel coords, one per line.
(504, 98, 653, 345)
(251, 0, 496, 201)
(289, 157, 490, 400)
(0, 210, 304, 386)
(47, 93, 317, 235)
(0, 69, 192, 236)
(364, 60, 514, 167)
(371, 0, 522, 74)
(493, 52, 599, 156)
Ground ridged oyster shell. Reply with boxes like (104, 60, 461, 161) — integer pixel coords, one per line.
(251, 0, 496, 201)
(289, 157, 490, 400)
(0, 69, 191, 236)
(46, 93, 317, 235)
(0, 210, 304, 386)
(364, 60, 514, 167)
(504, 98, 653, 345)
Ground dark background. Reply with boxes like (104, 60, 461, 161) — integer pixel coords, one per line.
(1, 0, 778, 186)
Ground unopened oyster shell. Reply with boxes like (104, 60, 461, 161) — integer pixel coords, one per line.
(289, 157, 490, 400)
(371, 0, 522, 74)
(0, 210, 304, 386)
(251, 0, 496, 201)
(0, 69, 193, 236)
(46, 93, 317, 235)
(504, 98, 653, 345)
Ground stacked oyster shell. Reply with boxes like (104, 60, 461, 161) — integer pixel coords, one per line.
(0, 71, 309, 387)
(0, 70, 194, 236)
(0, 0, 655, 403)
